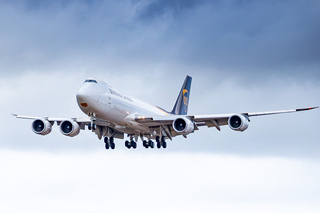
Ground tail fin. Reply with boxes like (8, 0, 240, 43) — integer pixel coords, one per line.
(171, 75, 192, 115)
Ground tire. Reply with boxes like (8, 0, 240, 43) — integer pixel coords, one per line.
(149, 141, 154, 148)
(132, 141, 137, 149)
(162, 141, 167, 148)
(110, 142, 115, 149)
(161, 136, 166, 143)
(157, 142, 161, 149)
(125, 140, 130, 148)
(105, 142, 109, 149)
(143, 140, 147, 147)
(104, 137, 109, 143)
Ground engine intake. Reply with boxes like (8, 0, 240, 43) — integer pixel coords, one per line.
(60, 120, 80, 137)
(228, 114, 249, 132)
(32, 119, 52, 135)
(172, 117, 194, 134)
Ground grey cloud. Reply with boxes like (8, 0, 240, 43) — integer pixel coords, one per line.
(134, 0, 208, 20)
(1, 0, 319, 83)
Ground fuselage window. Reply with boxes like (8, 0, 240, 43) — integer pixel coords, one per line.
(84, 79, 97, 83)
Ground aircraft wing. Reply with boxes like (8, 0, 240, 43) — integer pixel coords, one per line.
(12, 114, 118, 128)
(12, 114, 92, 124)
(135, 106, 319, 131)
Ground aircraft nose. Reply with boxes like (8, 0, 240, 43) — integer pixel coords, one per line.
(76, 87, 90, 107)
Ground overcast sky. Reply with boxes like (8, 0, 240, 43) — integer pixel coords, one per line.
(1, 0, 320, 212)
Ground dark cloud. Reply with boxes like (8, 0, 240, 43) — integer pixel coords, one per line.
(1, 0, 319, 81)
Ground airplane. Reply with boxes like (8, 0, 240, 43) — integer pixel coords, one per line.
(13, 75, 318, 150)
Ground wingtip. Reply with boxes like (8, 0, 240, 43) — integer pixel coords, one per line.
(11, 113, 17, 117)
(296, 106, 319, 111)
(309, 106, 319, 110)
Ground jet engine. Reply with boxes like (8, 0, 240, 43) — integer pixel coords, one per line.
(228, 114, 249, 132)
(172, 117, 194, 134)
(32, 119, 52, 135)
(60, 120, 80, 137)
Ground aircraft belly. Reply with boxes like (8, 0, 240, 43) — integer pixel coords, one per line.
(95, 97, 150, 134)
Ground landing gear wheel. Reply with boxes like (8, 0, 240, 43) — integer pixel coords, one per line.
(104, 137, 109, 143)
(110, 142, 115, 149)
(156, 136, 160, 143)
(92, 123, 96, 130)
(88, 123, 92, 130)
(162, 141, 167, 148)
(143, 140, 148, 148)
(157, 142, 161, 149)
(161, 136, 166, 143)
(149, 140, 154, 148)
(132, 141, 137, 149)
(105, 142, 110, 149)
(125, 140, 131, 149)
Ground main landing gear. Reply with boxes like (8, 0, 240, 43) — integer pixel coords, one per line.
(102, 136, 168, 150)
(104, 137, 115, 149)
(141, 137, 166, 149)
(155, 136, 167, 149)
(143, 140, 155, 148)
(125, 140, 137, 149)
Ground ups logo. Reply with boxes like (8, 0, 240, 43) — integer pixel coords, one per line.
(183, 89, 189, 106)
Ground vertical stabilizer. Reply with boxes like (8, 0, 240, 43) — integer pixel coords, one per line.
(171, 75, 192, 115)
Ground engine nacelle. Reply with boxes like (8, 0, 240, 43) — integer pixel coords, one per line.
(60, 120, 80, 137)
(228, 114, 249, 132)
(172, 117, 194, 134)
(32, 119, 52, 135)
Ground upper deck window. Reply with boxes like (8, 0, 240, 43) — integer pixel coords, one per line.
(84, 79, 97, 83)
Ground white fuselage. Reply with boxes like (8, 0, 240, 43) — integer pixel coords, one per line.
(76, 79, 168, 134)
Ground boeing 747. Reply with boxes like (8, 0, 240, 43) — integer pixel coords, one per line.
(13, 76, 318, 149)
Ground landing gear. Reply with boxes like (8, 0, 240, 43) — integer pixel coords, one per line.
(156, 142, 161, 148)
(162, 141, 167, 148)
(143, 140, 148, 148)
(156, 136, 167, 149)
(149, 140, 154, 148)
(143, 140, 155, 149)
(88, 123, 96, 131)
(125, 140, 130, 148)
(104, 137, 115, 150)
(105, 141, 109, 149)
(132, 141, 137, 149)
(123, 135, 166, 149)
(125, 140, 137, 149)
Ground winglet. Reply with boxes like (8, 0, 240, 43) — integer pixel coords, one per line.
(296, 106, 319, 111)
(171, 75, 192, 115)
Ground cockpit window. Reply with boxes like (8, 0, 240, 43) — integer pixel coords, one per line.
(84, 79, 97, 83)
